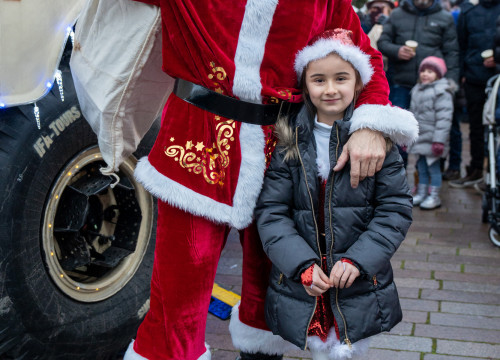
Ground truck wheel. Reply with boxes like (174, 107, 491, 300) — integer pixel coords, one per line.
(0, 50, 158, 360)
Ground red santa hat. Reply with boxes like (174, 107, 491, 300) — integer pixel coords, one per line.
(294, 29, 374, 86)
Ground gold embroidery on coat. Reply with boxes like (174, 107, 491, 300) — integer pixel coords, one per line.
(164, 116, 235, 186)
(269, 89, 293, 103)
(208, 62, 227, 94)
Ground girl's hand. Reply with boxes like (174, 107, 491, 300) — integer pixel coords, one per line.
(304, 264, 331, 297)
(431, 142, 444, 156)
(330, 261, 360, 289)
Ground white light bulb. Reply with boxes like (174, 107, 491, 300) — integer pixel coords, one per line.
(34, 103, 40, 129)
(55, 70, 64, 102)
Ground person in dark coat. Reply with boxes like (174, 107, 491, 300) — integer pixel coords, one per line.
(449, 0, 500, 188)
(255, 29, 415, 360)
(378, 0, 459, 166)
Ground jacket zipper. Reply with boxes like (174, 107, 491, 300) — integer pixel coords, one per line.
(372, 275, 378, 286)
(295, 127, 319, 350)
(329, 124, 352, 348)
(278, 273, 284, 285)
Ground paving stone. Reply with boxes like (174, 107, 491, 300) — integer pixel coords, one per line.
(428, 254, 499, 267)
(215, 274, 243, 287)
(401, 237, 418, 246)
(418, 237, 470, 247)
(393, 268, 432, 279)
(460, 248, 500, 258)
(404, 260, 461, 272)
(397, 244, 458, 255)
(402, 310, 429, 324)
(430, 312, 500, 330)
(442, 280, 500, 294)
(369, 334, 432, 352)
(364, 348, 420, 360)
(205, 333, 235, 351)
(440, 302, 500, 317)
(415, 324, 500, 343)
(216, 257, 242, 276)
(210, 349, 240, 360)
(436, 339, 500, 358)
(397, 287, 420, 299)
(400, 298, 439, 312)
(411, 220, 462, 229)
(425, 355, 490, 360)
(395, 277, 440, 290)
(433, 271, 500, 285)
(465, 264, 500, 274)
(389, 321, 414, 336)
(393, 252, 429, 261)
(407, 231, 431, 240)
(420, 289, 500, 305)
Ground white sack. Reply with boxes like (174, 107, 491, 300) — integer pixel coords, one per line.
(70, 0, 174, 173)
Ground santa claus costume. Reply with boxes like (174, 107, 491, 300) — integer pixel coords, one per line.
(124, 1, 418, 360)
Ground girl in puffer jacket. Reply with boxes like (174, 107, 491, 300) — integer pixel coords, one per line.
(409, 56, 454, 210)
(255, 29, 415, 360)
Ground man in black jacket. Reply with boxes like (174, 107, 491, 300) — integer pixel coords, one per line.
(449, 0, 500, 188)
(378, 0, 459, 166)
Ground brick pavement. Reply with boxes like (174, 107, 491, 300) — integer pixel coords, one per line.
(208, 125, 500, 360)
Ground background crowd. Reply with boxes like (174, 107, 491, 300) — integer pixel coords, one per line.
(355, 0, 500, 209)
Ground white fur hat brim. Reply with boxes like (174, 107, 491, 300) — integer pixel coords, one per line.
(294, 38, 374, 86)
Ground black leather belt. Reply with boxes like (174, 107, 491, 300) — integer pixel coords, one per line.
(173, 78, 301, 126)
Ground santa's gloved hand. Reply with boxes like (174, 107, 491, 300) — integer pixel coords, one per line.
(431, 142, 444, 156)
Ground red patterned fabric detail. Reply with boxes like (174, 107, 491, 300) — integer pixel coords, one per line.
(307, 257, 337, 342)
(301, 264, 314, 286)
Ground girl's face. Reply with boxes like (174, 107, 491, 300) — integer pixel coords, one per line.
(304, 53, 360, 126)
(420, 68, 438, 84)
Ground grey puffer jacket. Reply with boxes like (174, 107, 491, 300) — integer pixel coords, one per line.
(377, 0, 459, 87)
(255, 105, 413, 350)
(409, 78, 454, 157)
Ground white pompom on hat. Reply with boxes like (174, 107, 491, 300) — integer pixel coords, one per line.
(294, 28, 374, 86)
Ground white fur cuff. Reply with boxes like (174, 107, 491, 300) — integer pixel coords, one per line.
(229, 303, 299, 355)
(349, 104, 419, 146)
(308, 331, 371, 360)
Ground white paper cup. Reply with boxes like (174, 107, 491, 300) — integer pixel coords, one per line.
(481, 49, 494, 59)
(405, 40, 418, 52)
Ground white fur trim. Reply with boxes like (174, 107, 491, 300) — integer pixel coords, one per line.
(316, 156, 330, 181)
(349, 104, 419, 146)
(124, 341, 147, 360)
(229, 302, 300, 355)
(308, 330, 371, 360)
(123, 340, 211, 360)
(295, 39, 374, 85)
(134, 123, 266, 229)
(232, 0, 279, 103)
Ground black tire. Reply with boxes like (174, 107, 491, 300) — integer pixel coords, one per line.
(0, 47, 158, 359)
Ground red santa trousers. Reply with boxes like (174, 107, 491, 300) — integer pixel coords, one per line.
(133, 200, 274, 360)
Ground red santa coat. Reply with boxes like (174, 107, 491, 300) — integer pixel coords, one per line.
(134, 0, 418, 230)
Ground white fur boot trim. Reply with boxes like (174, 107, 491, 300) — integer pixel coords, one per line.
(229, 302, 299, 355)
(307, 330, 370, 359)
(123, 341, 147, 360)
(349, 104, 419, 146)
(123, 340, 211, 360)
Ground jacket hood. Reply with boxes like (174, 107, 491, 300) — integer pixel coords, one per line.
(402, 0, 442, 14)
